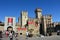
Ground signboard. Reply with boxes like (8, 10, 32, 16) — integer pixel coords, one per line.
(17, 27, 27, 31)
(8, 18, 13, 26)
(8, 18, 13, 23)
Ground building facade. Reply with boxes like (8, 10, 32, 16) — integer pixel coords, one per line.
(43, 15, 52, 35)
(4, 17, 16, 32)
(0, 22, 4, 31)
(0, 8, 54, 36)
(17, 8, 53, 36)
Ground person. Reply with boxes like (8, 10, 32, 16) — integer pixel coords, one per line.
(0, 31, 2, 40)
(26, 31, 29, 39)
(7, 26, 15, 40)
(5, 31, 9, 37)
(9, 32, 13, 40)
(15, 33, 18, 40)
(15, 33, 18, 37)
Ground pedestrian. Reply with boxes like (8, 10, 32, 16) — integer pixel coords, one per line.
(9, 32, 13, 40)
(5, 31, 9, 37)
(26, 31, 29, 39)
(0, 31, 2, 40)
(15, 33, 18, 40)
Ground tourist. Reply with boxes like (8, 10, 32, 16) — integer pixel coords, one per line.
(9, 32, 13, 40)
(0, 31, 2, 40)
(26, 31, 29, 39)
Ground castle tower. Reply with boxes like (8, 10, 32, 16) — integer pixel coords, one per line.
(35, 8, 42, 19)
(35, 8, 42, 35)
(21, 11, 28, 28)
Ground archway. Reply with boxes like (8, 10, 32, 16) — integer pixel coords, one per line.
(6, 26, 15, 35)
(7, 26, 13, 32)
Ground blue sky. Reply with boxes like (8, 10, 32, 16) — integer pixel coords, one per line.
(0, 0, 60, 22)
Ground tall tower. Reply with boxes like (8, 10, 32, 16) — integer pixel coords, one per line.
(35, 8, 42, 19)
(21, 11, 28, 28)
(35, 8, 42, 35)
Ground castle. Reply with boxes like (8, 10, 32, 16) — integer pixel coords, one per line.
(0, 8, 53, 36)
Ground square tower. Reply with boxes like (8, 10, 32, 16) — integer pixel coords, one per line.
(21, 11, 28, 28)
(35, 8, 42, 19)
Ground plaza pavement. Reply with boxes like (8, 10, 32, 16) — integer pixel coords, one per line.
(0, 35, 60, 40)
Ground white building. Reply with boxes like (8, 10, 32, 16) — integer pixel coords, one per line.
(4, 17, 16, 31)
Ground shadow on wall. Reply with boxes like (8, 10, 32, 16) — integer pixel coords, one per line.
(39, 24, 44, 35)
(55, 25, 60, 32)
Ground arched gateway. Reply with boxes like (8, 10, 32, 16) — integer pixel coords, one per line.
(7, 26, 13, 31)
(4, 17, 16, 32)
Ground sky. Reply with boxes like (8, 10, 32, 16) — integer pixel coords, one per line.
(0, 0, 60, 22)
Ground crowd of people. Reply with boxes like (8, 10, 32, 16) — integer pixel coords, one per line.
(0, 26, 18, 40)
(0, 26, 32, 40)
(0, 30, 33, 40)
